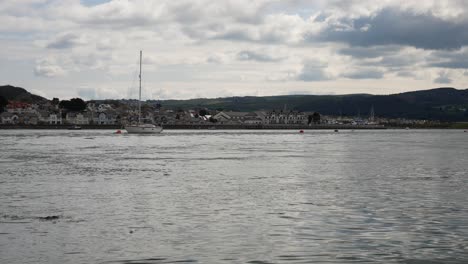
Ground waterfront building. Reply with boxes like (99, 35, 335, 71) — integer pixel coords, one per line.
(213, 111, 261, 124)
(265, 110, 306, 125)
(75, 112, 90, 125)
(48, 113, 62, 125)
(94, 111, 118, 125)
(0, 112, 18, 124)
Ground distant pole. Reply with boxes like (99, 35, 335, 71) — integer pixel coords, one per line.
(138, 50, 142, 124)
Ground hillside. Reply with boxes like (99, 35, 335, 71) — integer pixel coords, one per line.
(157, 88, 468, 121)
(0, 85, 48, 103)
(2, 85, 468, 121)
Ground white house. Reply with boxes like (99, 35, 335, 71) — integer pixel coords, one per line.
(0, 112, 19, 124)
(48, 113, 62, 124)
(94, 111, 117, 125)
(75, 113, 90, 125)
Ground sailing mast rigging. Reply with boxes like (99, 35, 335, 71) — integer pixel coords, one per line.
(125, 50, 163, 134)
(138, 50, 142, 125)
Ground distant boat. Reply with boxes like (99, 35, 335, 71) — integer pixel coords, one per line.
(125, 51, 163, 134)
(68, 125, 81, 130)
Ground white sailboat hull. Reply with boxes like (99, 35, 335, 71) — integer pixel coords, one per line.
(125, 124, 163, 134)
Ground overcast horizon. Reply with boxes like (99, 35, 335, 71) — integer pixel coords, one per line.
(2, 0, 468, 100)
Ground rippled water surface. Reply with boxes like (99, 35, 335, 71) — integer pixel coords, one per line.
(1, 129, 467, 264)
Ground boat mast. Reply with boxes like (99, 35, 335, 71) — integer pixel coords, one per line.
(138, 50, 142, 125)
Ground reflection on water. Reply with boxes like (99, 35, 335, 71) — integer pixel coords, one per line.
(0, 129, 467, 264)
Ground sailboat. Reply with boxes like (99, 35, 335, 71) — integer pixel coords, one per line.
(125, 51, 163, 134)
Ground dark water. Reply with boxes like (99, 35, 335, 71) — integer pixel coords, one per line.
(1, 129, 467, 264)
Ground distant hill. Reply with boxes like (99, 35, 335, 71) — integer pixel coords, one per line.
(0, 85, 48, 103)
(2, 85, 468, 121)
(157, 87, 468, 121)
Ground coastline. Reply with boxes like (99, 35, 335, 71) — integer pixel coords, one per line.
(0, 124, 388, 130)
(1, 123, 466, 130)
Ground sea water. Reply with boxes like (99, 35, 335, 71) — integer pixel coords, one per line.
(1, 129, 467, 263)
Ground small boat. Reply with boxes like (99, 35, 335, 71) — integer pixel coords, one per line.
(68, 125, 81, 130)
(125, 51, 163, 134)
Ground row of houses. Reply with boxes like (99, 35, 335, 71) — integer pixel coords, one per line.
(0, 101, 119, 125)
(0, 111, 119, 125)
(1, 99, 325, 126)
(212, 110, 309, 125)
(1, 109, 316, 126)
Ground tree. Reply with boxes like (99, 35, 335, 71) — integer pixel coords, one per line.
(307, 115, 313, 125)
(312, 112, 321, 124)
(0, 96, 8, 113)
(209, 117, 217, 123)
(51, 98, 59, 106)
(199, 109, 209, 116)
(59, 98, 86, 111)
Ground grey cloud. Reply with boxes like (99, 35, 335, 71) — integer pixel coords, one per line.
(342, 70, 384, 79)
(46, 33, 85, 49)
(211, 28, 287, 44)
(363, 54, 421, 70)
(297, 61, 329, 81)
(428, 50, 468, 69)
(429, 52, 468, 69)
(431, 60, 468, 69)
(213, 29, 254, 42)
(338, 46, 402, 59)
(237, 50, 284, 62)
(434, 71, 452, 84)
(378, 56, 418, 68)
(73, 1, 266, 31)
(315, 8, 468, 50)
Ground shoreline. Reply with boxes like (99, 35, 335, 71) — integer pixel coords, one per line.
(0, 124, 388, 130)
(0, 124, 463, 130)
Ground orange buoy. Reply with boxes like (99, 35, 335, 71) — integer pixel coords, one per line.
(115, 130, 122, 134)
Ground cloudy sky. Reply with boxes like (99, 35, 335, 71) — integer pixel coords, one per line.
(1, 0, 468, 100)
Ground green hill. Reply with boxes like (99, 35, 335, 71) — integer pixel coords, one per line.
(0, 85, 48, 103)
(157, 87, 468, 121)
(2, 85, 468, 121)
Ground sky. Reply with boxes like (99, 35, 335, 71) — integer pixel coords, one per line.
(1, 0, 468, 100)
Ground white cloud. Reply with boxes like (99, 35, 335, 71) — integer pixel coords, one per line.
(297, 60, 331, 81)
(2, 0, 468, 99)
(434, 70, 452, 84)
(34, 57, 66, 77)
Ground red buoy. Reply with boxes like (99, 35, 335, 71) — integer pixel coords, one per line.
(299, 130, 304, 133)
(115, 130, 122, 134)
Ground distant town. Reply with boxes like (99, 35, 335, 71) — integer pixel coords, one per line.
(0, 97, 443, 129)
(2, 84, 466, 129)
